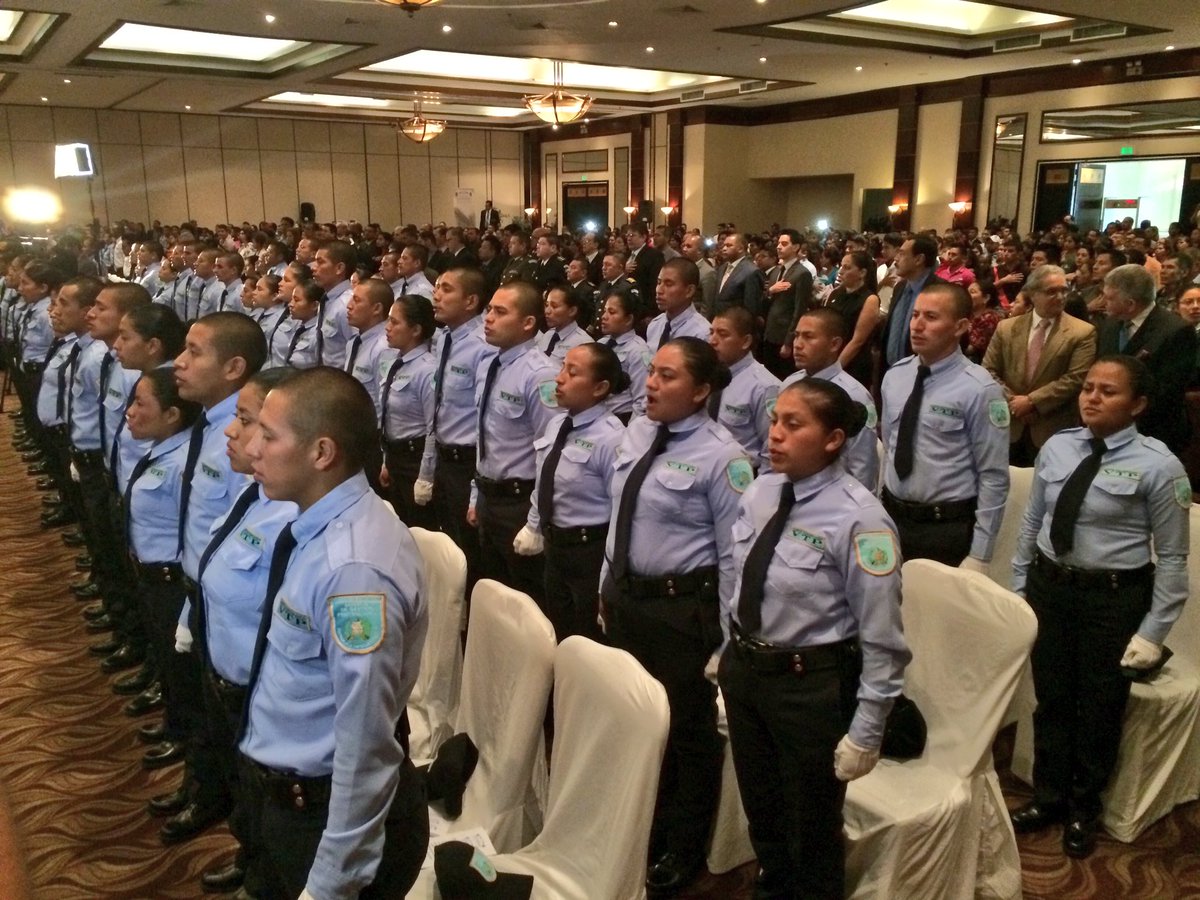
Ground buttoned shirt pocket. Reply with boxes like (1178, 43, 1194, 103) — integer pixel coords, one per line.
(560, 444, 593, 468)
(767, 536, 825, 596)
(721, 403, 752, 427)
(221, 539, 263, 573)
(643, 463, 701, 518)
(1089, 474, 1139, 518)
(925, 412, 965, 433)
(266, 622, 328, 700)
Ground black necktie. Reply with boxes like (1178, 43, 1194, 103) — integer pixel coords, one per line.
(545, 332, 560, 357)
(184, 276, 196, 321)
(432, 331, 452, 432)
(736, 481, 797, 635)
(611, 423, 672, 583)
(239, 522, 297, 739)
(109, 383, 137, 474)
(123, 449, 156, 541)
(380, 355, 406, 435)
(604, 336, 617, 348)
(400, 279, 409, 297)
(194, 482, 261, 661)
(57, 343, 80, 421)
(42, 337, 64, 367)
(97, 352, 115, 445)
(65, 344, 84, 430)
(177, 412, 209, 555)
(218, 288, 229, 312)
(893, 364, 931, 480)
(268, 311, 287, 358)
(346, 335, 362, 374)
(658, 319, 672, 349)
(1049, 437, 1108, 557)
(285, 324, 307, 365)
(537, 416, 574, 526)
(477, 357, 502, 460)
(707, 387, 724, 420)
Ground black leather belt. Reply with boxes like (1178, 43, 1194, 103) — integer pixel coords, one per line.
(129, 559, 183, 584)
(204, 665, 247, 696)
(69, 447, 105, 467)
(182, 575, 199, 597)
(384, 436, 424, 456)
(474, 473, 534, 498)
(241, 756, 332, 811)
(730, 623, 859, 675)
(621, 566, 718, 600)
(21, 361, 44, 374)
(436, 443, 475, 462)
(545, 522, 608, 547)
(1034, 550, 1154, 590)
(883, 488, 976, 523)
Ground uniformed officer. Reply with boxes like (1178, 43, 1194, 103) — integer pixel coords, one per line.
(591, 251, 641, 336)
(784, 307, 881, 491)
(162, 243, 196, 321)
(283, 283, 325, 369)
(646, 259, 712, 351)
(200, 251, 246, 317)
(880, 283, 1010, 569)
(500, 232, 536, 286)
(267, 265, 312, 368)
(598, 290, 651, 423)
(469, 280, 560, 602)
(379, 294, 438, 530)
(1010, 355, 1190, 859)
(721, 378, 909, 899)
(344, 278, 391, 416)
(12, 261, 60, 442)
(536, 284, 593, 362)
(707, 306, 780, 467)
(240, 367, 429, 900)
(513, 343, 627, 641)
(189, 249, 219, 322)
(194, 366, 298, 897)
(249, 274, 288, 352)
(310, 240, 358, 369)
(600, 336, 753, 897)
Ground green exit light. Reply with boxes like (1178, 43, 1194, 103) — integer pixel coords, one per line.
(581, 175, 587, 181)
(1120, 146, 1135, 156)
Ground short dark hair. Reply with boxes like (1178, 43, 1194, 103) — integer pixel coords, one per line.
(403, 243, 430, 267)
(446, 266, 485, 314)
(664, 336, 732, 395)
(662, 257, 700, 288)
(392, 294, 436, 344)
(22, 261, 66, 292)
(496, 280, 543, 322)
(124, 304, 187, 359)
(919, 282, 972, 320)
(317, 239, 357, 278)
(273, 367, 378, 473)
(910, 235, 939, 271)
(779, 379, 868, 446)
(198, 311, 267, 375)
(138, 368, 203, 430)
(61, 276, 103, 307)
(103, 282, 153, 315)
(359, 278, 393, 314)
(799, 306, 850, 342)
(714, 305, 757, 338)
(575, 342, 630, 399)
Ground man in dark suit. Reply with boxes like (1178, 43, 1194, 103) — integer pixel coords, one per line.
(566, 257, 595, 316)
(766, 228, 814, 379)
(1096, 264, 1196, 452)
(624, 222, 664, 307)
(713, 232, 764, 319)
(580, 232, 604, 287)
(878, 234, 944, 374)
(445, 227, 478, 269)
(531, 234, 568, 296)
(477, 234, 505, 302)
(479, 200, 501, 231)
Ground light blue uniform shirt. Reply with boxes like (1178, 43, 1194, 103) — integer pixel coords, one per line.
(201, 278, 246, 317)
(284, 318, 322, 369)
(266, 312, 296, 368)
(880, 351, 1010, 561)
(646, 303, 710, 350)
(393, 272, 434, 301)
(473, 340, 560, 483)
(166, 268, 195, 320)
(101, 358, 134, 467)
(603, 331, 651, 417)
(714, 354, 779, 467)
(784, 362, 880, 492)
(19, 296, 53, 363)
(729, 466, 910, 747)
(1011, 424, 1190, 644)
(433, 316, 495, 448)
(68, 338, 108, 451)
(139, 262, 162, 297)
(201, 487, 298, 684)
(127, 428, 192, 563)
(240, 473, 428, 900)
(602, 411, 752, 609)
(319, 280, 354, 370)
(182, 391, 251, 580)
(113, 364, 169, 491)
(190, 276, 217, 319)
(536, 321, 592, 362)
(526, 403, 624, 531)
(36, 336, 77, 426)
(346, 319, 389, 417)
(379, 345, 437, 483)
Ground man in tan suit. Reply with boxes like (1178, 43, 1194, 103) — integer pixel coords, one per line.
(983, 264, 1097, 466)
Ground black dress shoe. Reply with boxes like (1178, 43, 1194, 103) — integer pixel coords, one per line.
(88, 637, 121, 656)
(160, 802, 226, 845)
(21, 449, 44, 462)
(142, 740, 185, 771)
(71, 580, 100, 598)
(62, 530, 87, 547)
(82, 601, 107, 621)
(102, 644, 146, 673)
(124, 684, 164, 716)
(27, 461, 49, 475)
(646, 852, 704, 897)
(1063, 818, 1098, 858)
(41, 507, 75, 528)
(148, 784, 191, 817)
(36, 477, 57, 491)
(113, 666, 156, 694)
(137, 721, 166, 744)
(1010, 800, 1067, 834)
(42, 492, 63, 506)
(201, 862, 245, 893)
(75, 553, 93, 570)
(84, 613, 114, 633)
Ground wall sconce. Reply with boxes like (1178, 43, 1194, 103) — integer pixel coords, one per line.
(660, 206, 674, 219)
(623, 205, 637, 219)
(887, 203, 908, 214)
(523, 207, 537, 217)
(948, 201, 970, 213)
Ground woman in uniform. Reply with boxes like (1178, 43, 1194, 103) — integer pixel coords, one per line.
(1010, 355, 1190, 858)
(601, 336, 751, 897)
(598, 290, 650, 423)
(268, 264, 312, 368)
(513, 342, 627, 641)
(720, 378, 909, 900)
(284, 281, 325, 368)
(378, 294, 438, 529)
(538, 284, 593, 362)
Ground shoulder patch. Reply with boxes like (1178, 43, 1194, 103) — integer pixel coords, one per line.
(328, 593, 387, 654)
(863, 402, 878, 429)
(726, 457, 754, 493)
(1174, 475, 1192, 510)
(988, 398, 1011, 428)
(765, 396, 777, 418)
(854, 531, 898, 576)
(537, 380, 558, 408)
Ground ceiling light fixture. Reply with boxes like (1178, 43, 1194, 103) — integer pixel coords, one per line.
(442, 24, 452, 33)
(398, 98, 445, 143)
(608, 21, 618, 27)
(1071, 58, 1081, 64)
(524, 60, 592, 126)
(375, 0, 442, 15)
(264, 14, 276, 23)
(645, 46, 654, 53)
(855, 65, 863, 71)
(759, 56, 767, 63)
(62, 78, 71, 83)
(1165, 45, 1174, 50)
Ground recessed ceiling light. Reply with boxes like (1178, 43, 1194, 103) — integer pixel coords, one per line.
(608, 21, 618, 27)
(645, 46, 654, 53)
(1165, 45, 1175, 50)
(62, 78, 71, 83)
(442, 24, 452, 32)
(1071, 57, 1081, 64)
(759, 56, 767, 63)
(855, 65, 863, 71)
(185, 104, 192, 109)
(264, 14, 276, 23)
(40, 96, 48, 102)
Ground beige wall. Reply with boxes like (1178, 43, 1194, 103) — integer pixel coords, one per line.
(685, 123, 787, 232)
(0, 105, 523, 228)
(539, 131, 631, 230)
(913, 101, 963, 233)
(785, 175, 854, 231)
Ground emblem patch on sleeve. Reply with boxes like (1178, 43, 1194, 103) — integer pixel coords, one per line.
(987, 398, 1011, 428)
(328, 594, 387, 653)
(1174, 476, 1192, 510)
(726, 458, 754, 493)
(863, 402, 878, 430)
(854, 531, 898, 576)
(538, 380, 558, 408)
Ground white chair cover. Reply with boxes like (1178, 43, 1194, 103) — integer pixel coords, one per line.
(706, 692, 755, 874)
(844, 560, 1036, 900)
(1011, 503, 1200, 842)
(406, 528, 467, 761)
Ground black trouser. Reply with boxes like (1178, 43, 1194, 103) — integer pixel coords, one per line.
(383, 438, 437, 531)
(201, 666, 265, 896)
(1009, 429, 1040, 468)
(135, 565, 198, 745)
(882, 490, 975, 567)
(42, 425, 73, 497)
(476, 478, 544, 605)
(759, 341, 793, 381)
(238, 753, 428, 900)
(1026, 554, 1153, 822)
(110, 494, 148, 654)
(74, 451, 134, 625)
(719, 640, 860, 900)
(180, 582, 232, 815)
(543, 525, 607, 643)
(432, 445, 479, 588)
(602, 574, 723, 866)
(15, 362, 45, 436)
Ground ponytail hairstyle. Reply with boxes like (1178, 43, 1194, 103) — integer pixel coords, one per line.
(576, 342, 630, 400)
(778, 378, 869, 457)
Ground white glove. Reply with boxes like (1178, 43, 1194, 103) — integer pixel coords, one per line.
(413, 479, 434, 506)
(70, 461, 81, 483)
(1120, 633, 1162, 670)
(512, 525, 545, 556)
(834, 734, 879, 782)
(703, 652, 721, 685)
(174, 623, 193, 654)
(959, 556, 990, 574)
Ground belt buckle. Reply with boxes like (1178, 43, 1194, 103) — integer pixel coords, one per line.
(580, 528, 589, 543)
(790, 653, 805, 675)
(932, 505, 943, 521)
(290, 782, 305, 810)
(665, 577, 676, 598)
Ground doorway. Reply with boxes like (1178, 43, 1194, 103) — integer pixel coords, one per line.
(1033, 156, 1189, 233)
(562, 182, 609, 233)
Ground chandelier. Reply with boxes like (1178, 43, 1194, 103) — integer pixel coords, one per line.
(375, 0, 442, 15)
(524, 60, 592, 126)
(398, 100, 446, 143)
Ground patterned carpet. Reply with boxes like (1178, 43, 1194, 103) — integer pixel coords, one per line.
(0, 400, 1198, 898)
